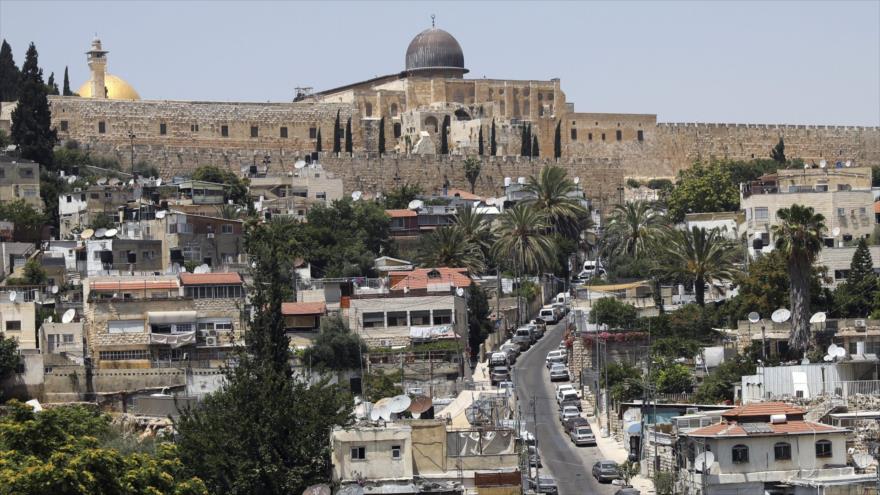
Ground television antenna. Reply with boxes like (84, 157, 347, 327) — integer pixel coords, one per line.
(351, 191, 362, 202)
(61, 308, 76, 324)
(771, 308, 791, 323)
(407, 199, 424, 210)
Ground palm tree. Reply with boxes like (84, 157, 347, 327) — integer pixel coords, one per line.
(771, 204, 826, 354)
(522, 165, 587, 239)
(416, 226, 486, 274)
(658, 226, 738, 306)
(454, 203, 492, 254)
(603, 200, 665, 259)
(492, 205, 556, 276)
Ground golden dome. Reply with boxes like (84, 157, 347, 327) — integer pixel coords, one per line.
(77, 73, 141, 100)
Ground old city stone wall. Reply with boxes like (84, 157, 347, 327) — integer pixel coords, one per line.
(46, 96, 880, 187)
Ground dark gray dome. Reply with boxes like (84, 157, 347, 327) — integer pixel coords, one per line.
(405, 28, 466, 73)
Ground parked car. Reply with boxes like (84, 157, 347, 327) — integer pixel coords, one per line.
(516, 325, 538, 344)
(552, 302, 568, 317)
(527, 475, 558, 494)
(538, 306, 559, 324)
(488, 352, 508, 369)
(500, 341, 520, 360)
(549, 363, 569, 382)
(559, 405, 580, 422)
(592, 460, 621, 483)
(555, 384, 579, 403)
(530, 319, 547, 335)
(512, 327, 533, 351)
(570, 425, 596, 446)
(528, 445, 542, 468)
(562, 416, 590, 433)
(527, 321, 545, 339)
(545, 350, 567, 369)
(496, 380, 514, 393)
(614, 489, 640, 495)
(558, 390, 581, 410)
(490, 366, 510, 386)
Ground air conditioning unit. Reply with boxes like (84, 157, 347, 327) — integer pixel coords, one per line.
(855, 319, 867, 328)
(380, 339, 392, 347)
(207, 233, 214, 239)
(205, 336, 218, 346)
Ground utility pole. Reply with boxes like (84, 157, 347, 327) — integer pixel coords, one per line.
(532, 397, 539, 485)
(127, 130, 136, 177)
(604, 339, 610, 436)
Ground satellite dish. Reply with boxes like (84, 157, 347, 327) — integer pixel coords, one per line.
(97, 177, 107, 185)
(8, 291, 17, 303)
(388, 395, 412, 414)
(504, 177, 512, 187)
(50, 285, 59, 294)
(44, 316, 53, 323)
(66, 176, 76, 184)
(194, 264, 211, 274)
(408, 396, 433, 418)
(853, 453, 875, 469)
(351, 191, 362, 202)
(80, 229, 95, 240)
(485, 197, 495, 206)
(294, 160, 306, 169)
(803, 163, 811, 169)
(374, 397, 393, 421)
(828, 344, 840, 356)
(155, 178, 162, 186)
(845, 160, 853, 168)
(456, 287, 465, 297)
(832, 227, 841, 237)
(574, 177, 580, 185)
(61, 308, 76, 324)
(94, 228, 107, 238)
(155, 210, 166, 219)
(105, 228, 117, 238)
(823, 355, 834, 362)
(748, 312, 761, 324)
(179, 266, 187, 273)
(771, 308, 791, 323)
(694, 452, 715, 473)
(819, 160, 827, 169)
(835, 346, 847, 358)
(408, 199, 424, 210)
(810, 312, 827, 324)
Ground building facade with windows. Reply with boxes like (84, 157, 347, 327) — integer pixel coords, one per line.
(679, 403, 863, 495)
(0, 157, 41, 211)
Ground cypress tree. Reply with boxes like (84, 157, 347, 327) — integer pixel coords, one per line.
(315, 128, 322, 153)
(532, 134, 540, 157)
(332, 110, 341, 154)
(838, 238, 877, 317)
(770, 137, 786, 163)
(378, 116, 385, 156)
(478, 125, 484, 156)
(490, 119, 497, 156)
(11, 43, 56, 167)
(440, 115, 450, 154)
(554, 120, 562, 159)
(46, 71, 59, 95)
(62, 66, 72, 96)
(0, 39, 20, 101)
(344, 117, 353, 154)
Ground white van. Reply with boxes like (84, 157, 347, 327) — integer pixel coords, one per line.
(556, 292, 570, 305)
(539, 306, 559, 324)
(578, 259, 606, 279)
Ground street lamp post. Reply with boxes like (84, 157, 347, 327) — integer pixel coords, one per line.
(127, 130, 136, 177)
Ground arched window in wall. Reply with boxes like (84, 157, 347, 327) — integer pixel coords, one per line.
(390, 103, 398, 117)
(424, 116, 439, 133)
(364, 102, 373, 117)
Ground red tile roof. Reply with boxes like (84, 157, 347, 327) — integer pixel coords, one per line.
(385, 209, 417, 218)
(721, 402, 805, 420)
(179, 272, 242, 285)
(281, 302, 326, 316)
(390, 267, 472, 291)
(91, 279, 179, 291)
(686, 420, 842, 438)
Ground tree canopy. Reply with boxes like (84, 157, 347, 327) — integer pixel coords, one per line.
(666, 161, 740, 222)
(11, 43, 57, 167)
(191, 165, 250, 206)
(301, 316, 366, 371)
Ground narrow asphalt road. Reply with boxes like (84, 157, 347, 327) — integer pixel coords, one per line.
(514, 317, 618, 495)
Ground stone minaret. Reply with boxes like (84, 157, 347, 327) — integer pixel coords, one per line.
(86, 36, 108, 99)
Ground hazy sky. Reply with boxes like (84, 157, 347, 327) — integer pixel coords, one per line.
(2, 0, 878, 125)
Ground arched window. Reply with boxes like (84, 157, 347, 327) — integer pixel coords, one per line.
(364, 102, 373, 117)
(390, 103, 398, 117)
(393, 123, 401, 138)
(815, 440, 832, 458)
(774, 442, 791, 460)
(424, 116, 439, 133)
(731, 444, 749, 463)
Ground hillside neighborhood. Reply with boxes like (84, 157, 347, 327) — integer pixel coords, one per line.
(0, 5, 879, 495)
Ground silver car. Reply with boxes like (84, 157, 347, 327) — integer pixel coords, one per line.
(527, 475, 558, 494)
(549, 363, 569, 382)
(559, 405, 580, 422)
(570, 426, 596, 446)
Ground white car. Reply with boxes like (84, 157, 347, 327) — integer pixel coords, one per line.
(549, 363, 569, 382)
(545, 350, 567, 369)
